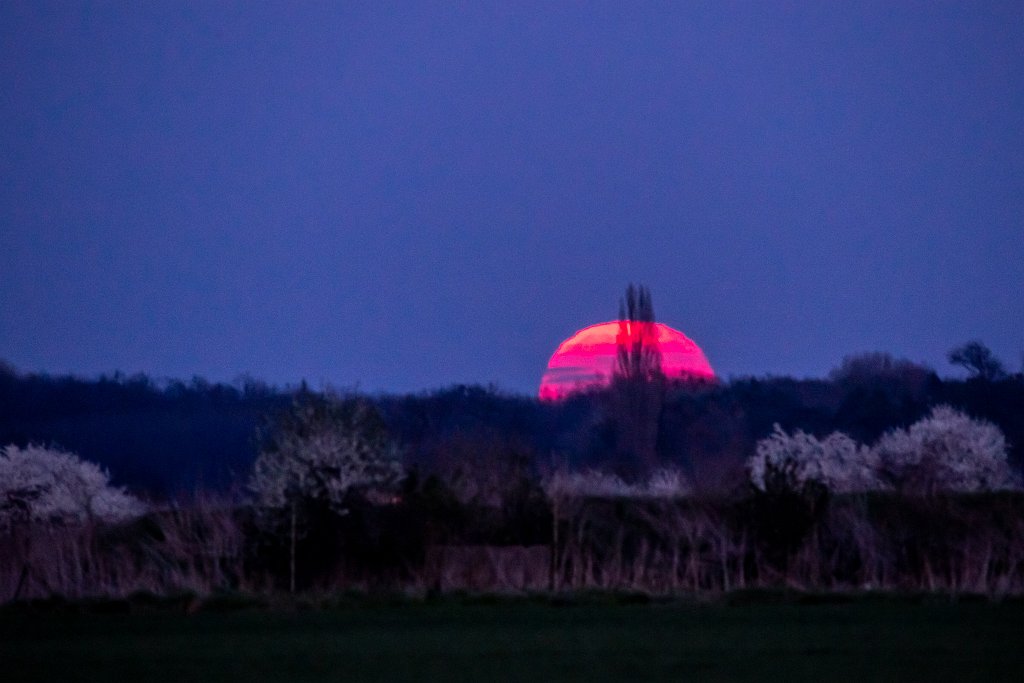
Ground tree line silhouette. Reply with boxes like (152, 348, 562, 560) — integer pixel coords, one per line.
(1, 346, 1022, 499)
(3, 334, 1024, 600)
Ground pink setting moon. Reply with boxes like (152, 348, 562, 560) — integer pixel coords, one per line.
(539, 321, 715, 401)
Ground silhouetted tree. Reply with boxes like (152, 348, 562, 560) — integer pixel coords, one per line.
(829, 352, 933, 388)
(615, 284, 662, 382)
(829, 353, 935, 444)
(948, 341, 1006, 381)
(610, 284, 665, 475)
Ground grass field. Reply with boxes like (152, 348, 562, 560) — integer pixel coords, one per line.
(2, 596, 1022, 682)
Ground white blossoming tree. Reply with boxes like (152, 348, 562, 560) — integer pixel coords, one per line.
(542, 467, 691, 500)
(248, 396, 403, 591)
(873, 405, 1017, 494)
(747, 425, 879, 495)
(746, 408, 1019, 497)
(0, 444, 146, 530)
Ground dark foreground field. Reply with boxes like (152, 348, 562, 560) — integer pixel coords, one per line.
(2, 597, 1022, 682)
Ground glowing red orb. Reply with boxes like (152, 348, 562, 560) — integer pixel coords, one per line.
(539, 321, 715, 401)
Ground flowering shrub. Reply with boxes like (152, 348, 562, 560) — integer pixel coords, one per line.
(0, 444, 146, 529)
(248, 399, 403, 515)
(747, 426, 879, 494)
(873, 405, 1017, 494)
(747, 407, 1019, 496)
(247, 397, 405, 592)
(543, 467, 691, 500)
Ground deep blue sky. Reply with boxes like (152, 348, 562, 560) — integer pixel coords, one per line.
(2, 2, 1022, 394)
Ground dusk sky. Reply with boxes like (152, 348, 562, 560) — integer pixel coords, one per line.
(2, 2, 1022, 394)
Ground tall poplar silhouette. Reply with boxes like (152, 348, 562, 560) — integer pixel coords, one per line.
(611, 284, 665, 474)
(615, 284, 662, 382)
